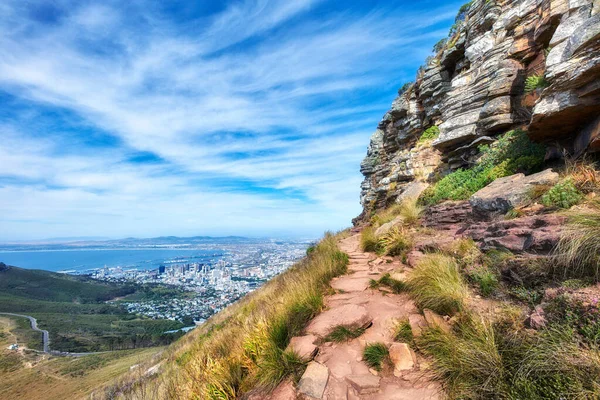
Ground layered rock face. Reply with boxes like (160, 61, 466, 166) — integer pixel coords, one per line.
(358, 0, 600, 219)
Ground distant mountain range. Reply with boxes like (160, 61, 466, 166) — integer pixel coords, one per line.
(0, 235, 267, 251)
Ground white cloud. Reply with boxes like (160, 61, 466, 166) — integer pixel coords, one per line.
(0, 0, 462, 239)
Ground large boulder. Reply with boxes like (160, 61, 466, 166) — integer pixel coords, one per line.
(469, 169, 560, 214)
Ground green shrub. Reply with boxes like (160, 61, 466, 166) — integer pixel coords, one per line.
(455, 1, 474, 23)
(398, 82, 412, 95)
(420, 130, 545, 205)
(363, 343, 390, 371)
(465, 266, 499, 297)
(433, 38, 447, 54)
(541, 179, 583, 209)
(418, 126, 440, 143)
(509, 286, 543, 307)
(407, 254, 469, 315)
(525, 75, 548, 93)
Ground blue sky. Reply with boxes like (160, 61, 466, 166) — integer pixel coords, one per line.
(0, 0, 463, 240)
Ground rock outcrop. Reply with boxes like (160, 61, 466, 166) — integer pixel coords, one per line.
(469, 169, 559, 214)
(358, 0, 600, 219)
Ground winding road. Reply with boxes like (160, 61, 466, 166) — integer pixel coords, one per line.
(0, 312, 49, 352)
(0, 312, 120, 357)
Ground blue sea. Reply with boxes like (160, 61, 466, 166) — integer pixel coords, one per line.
(0, 248, 220, 273)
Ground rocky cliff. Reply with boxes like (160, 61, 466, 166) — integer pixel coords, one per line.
(358, 0, 600, 220)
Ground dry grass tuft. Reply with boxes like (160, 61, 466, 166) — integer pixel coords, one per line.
(445, 238, 482, 267)
(564, 158, 599, 194)
(555, 201, 600, 281)
(407, 253, 469, 315)
(397, 197, 423, 225)
(360, 226, 383, 254)
(379, 226, 413, 257)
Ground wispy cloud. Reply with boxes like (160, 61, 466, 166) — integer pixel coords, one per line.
(0, 0, 462, 240)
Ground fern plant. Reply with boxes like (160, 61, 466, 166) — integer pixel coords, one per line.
(524, 75, 548, 93)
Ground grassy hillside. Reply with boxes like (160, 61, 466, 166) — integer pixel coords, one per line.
(0, 262, 136, 303)
(0, 263, 186, 352)
(0, 316, 163, 400)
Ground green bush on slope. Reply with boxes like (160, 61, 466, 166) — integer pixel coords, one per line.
(420, 130, 545, 205)
(541, 179, 583, 209)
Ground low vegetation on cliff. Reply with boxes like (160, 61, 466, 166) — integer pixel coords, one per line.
(420, 130, 546, 205)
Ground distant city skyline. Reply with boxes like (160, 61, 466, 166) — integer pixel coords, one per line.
(0, 0, 463, 240)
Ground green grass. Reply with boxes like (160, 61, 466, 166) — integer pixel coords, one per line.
(363, 343, 390, 371)
(370, 273, 407, 294)
(394, 319, 413, 343)
(465, 266, 498, 297)
(418, 315, 600, 399)
(323, 325, 366, 343)
(0, 351, 22, 372)
(407, 254, 469, 315)
(418, 317, 505, 398)
(419, 130, 545, 205)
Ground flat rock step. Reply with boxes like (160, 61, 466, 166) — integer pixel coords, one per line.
(331, 277, 371, 292)
(346, 374, 381, 395)
(306, 304, 372, 337)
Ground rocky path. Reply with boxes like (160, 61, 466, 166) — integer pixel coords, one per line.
(268, 234, 441, 400)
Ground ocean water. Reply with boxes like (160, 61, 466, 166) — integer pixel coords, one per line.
(0, 248, 220, 273)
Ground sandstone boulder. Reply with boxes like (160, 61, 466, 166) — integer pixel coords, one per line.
(286, 335, 318, 361)
(461, 214, 566, 253)
(470, 169, 560, 214)
(423, 309, 452, 334)
(408, 314, 428, 337)
(389, 343, 417, 376)
(526, 305, 547, 330)
(298, 362, 329, 399)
